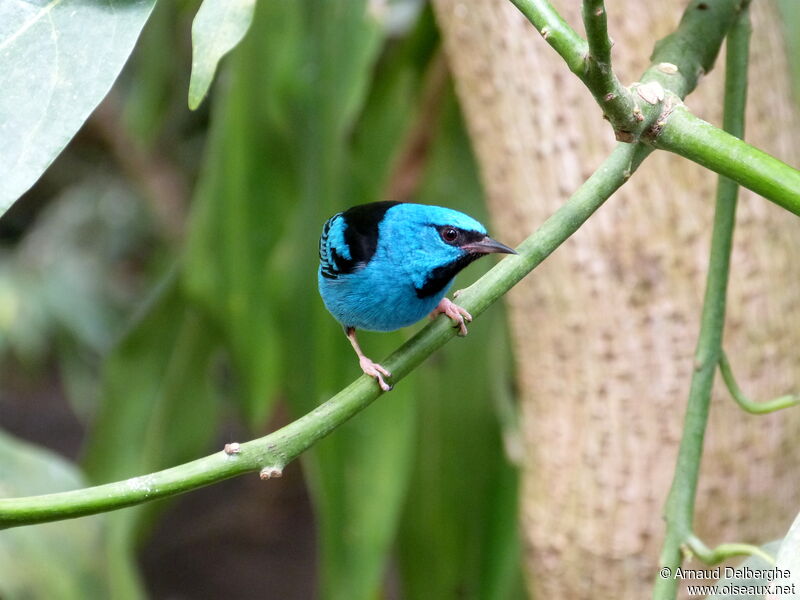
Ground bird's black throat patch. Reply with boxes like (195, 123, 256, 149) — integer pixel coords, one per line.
(415, 253, 483, 299)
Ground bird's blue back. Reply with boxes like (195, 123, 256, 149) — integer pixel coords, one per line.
(318, 202, 488, 331)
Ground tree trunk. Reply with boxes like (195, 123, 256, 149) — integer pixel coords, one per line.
(432, 1, 800, 597)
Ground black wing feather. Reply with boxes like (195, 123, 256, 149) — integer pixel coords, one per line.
(319, 201, 400, 279)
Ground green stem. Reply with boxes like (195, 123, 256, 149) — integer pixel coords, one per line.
(581, 0, 637, 136)
(641, 0, 740, 100)
(0, 142, 651, 529)
(510, 0, 740, 137)
(653, 7, 750, 599)
(719, 351, 800, 414)
(509, 0, 800, 216)
(509, 0, 641, 135)
(685, 534, 776, 567)
(581, 0, 612, 66)
(506, 0, 587, 77)
(650, 107, 800, 217)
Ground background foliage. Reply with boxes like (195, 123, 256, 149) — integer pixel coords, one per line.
(3, 0, 800, 598)
(0, 0, 523, 597)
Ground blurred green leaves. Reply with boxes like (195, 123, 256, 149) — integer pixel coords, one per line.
(185, 3, 417, 598)
(0, 177, 151, 426)
(83, 273, 219, 486)
(0, 430, 125, 599)
(2, 0, 522, 597)
(189, 0, 257, 110)
(82, 273, 220, 599)
(778, 0, 800, 103)
(0, 0, 155, 214)
(183, 1, 522, 596)
(398, 95, 525, 600)
(184, 0, 305, 426)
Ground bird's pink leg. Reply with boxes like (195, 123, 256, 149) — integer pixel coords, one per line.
(346, 327, 392, 392)
(429, 297, 473, 336)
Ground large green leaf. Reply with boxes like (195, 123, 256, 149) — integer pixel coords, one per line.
(0, 0, 155, 214)
(188, 0, 257, 110)
(0, 429, 129, 599)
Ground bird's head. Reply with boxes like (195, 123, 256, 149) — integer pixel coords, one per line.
(379, 203, 517, 298)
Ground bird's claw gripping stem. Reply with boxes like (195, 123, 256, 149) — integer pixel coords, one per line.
(358, 356, 393, 392)
(346, 327, 393, 392)
(430, 297, 473, 336)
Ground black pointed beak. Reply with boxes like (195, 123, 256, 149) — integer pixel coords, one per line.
(462, 235, 518, 255)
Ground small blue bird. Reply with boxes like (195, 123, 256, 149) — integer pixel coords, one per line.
(318, 201, 516, 391)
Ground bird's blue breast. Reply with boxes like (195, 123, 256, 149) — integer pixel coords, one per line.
(318, 255, 452, 332)
(318, 202, 485, 331)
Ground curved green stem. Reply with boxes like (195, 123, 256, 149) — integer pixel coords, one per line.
(654, 7, 751, 599)
(0, 142, 651, 530)
(686, 534, 776, 567)
(719, 351, 800, 414)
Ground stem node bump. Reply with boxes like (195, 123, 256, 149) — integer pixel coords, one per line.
(259, 466, 283, 480)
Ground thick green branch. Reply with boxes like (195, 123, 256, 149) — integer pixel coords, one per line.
(650, 108, 800, 216)
(646, 0, 800, 216)
(641, 0, 741, 100)
(719, 351, 800, 414)
(0, 142, 651, 529)
(653, 7, 750, 599)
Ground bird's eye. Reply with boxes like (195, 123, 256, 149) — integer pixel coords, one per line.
(441, 227, 459, 243)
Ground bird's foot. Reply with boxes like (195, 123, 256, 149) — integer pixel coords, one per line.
(359, 356, 393, 392)
(430, 297, 473, 336)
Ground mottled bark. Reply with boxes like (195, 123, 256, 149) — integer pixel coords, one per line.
(432, 1, 800, 597)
